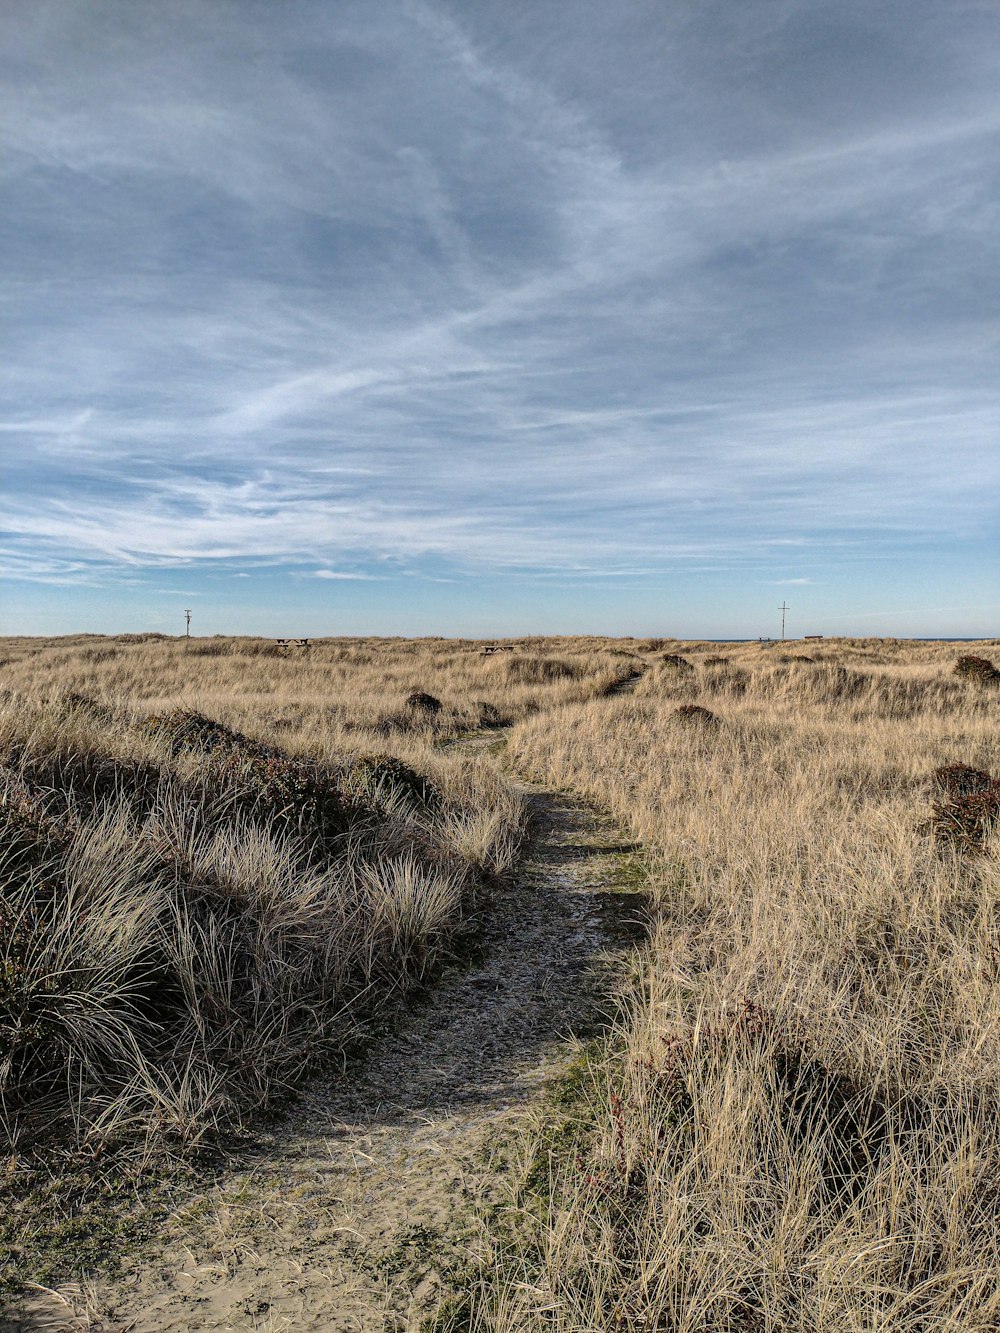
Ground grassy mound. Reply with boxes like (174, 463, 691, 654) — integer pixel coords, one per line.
(0, 696, 519, 1158)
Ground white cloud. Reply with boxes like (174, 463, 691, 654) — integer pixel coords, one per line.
(1, 0, 996, 622)
(313, 569, 377, 580)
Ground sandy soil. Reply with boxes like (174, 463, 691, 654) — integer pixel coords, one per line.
(12, 751, 646, 1333)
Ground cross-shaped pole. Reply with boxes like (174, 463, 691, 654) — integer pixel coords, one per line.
(185, 609, 191, 638)
(779, 602, 788, 640)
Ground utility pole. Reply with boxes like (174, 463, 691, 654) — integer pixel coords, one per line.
(185, 609, 192, 638)
(779, 601, 788, 640)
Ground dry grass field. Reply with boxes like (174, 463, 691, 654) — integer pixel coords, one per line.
(461, 637, 1000, 1331)
(2, 633, 998, 1330)
(0, 632, 629, 1301)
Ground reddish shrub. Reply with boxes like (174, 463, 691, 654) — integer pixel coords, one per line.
(931, 764, 1000, 850)
(933, 763, 993, 797)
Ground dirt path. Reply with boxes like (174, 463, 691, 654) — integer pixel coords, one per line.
(16, 747, 647, 1333)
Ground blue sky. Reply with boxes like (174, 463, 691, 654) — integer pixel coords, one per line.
(2, 0, 998, 638)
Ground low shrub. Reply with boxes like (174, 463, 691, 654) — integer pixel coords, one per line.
(145, 709, 255, 757)
(57, 691, 118, 726)
(954, 654, 999, 684)
(933, 763, 993, 797)
(674, 704, 718, 724)
(0, 771, 66, 869)
(204, 745, 359, 847)
(702, 665, 750, 697)
(930, 764, 1000, 850)
(662, 653, 694, 673)
(343, 754, 440, 811)
(406, 690, 442, 714)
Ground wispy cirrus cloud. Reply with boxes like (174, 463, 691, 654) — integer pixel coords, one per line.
(1, 0, 997, 632)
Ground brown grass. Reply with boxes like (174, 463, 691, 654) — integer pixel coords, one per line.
(3, 635, 640, 1162)
(5, 633, 1000, 1328)
(452, 637, 1000, 1331)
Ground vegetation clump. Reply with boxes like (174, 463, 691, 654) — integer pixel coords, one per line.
(703, 654, 730, 666)
(474, 700, 505, 728)
(702, 663, 750, 696)
(502, 655, 581, 685)
(0, 691, 519, 1170)
(0, 771, 66, 868)
(674, 703, 717, 724)
(205, 743, 358, 845)
(405, 690, 442, 714)
(145, 708, 253, 756)
(954, 653, 999, 684)
(931, 763, 999, 850)
(56, 691, 118, 726)
(343, 753, 440, 811)
(661, 653, 694, 673)
(933, 762, 993, 797)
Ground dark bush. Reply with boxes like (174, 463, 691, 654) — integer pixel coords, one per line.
(12, 746, 164, 824)
(954, 655, 999, 684)
(205, 745, 359, 846)
(145, 709, 261, 757)
(703, 665, 750, 697)
(145, 710, 361, 844)
(703, 655, 729, 666)
(930, 764, 1000, 850)
(56, 691, 118, 726)
(0, 774, 65, 870)
(343, 754, 440, 811)
(662, 654, 694, 673)
(933, 764, 993, 798)
(674, 704, 718, 724)
(406, 690, 442, 714)
(474, 701, 504, 727)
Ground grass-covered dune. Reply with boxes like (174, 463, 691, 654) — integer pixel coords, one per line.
(3, 633, 999, 1329)
(457, 637, 1000, 1331)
